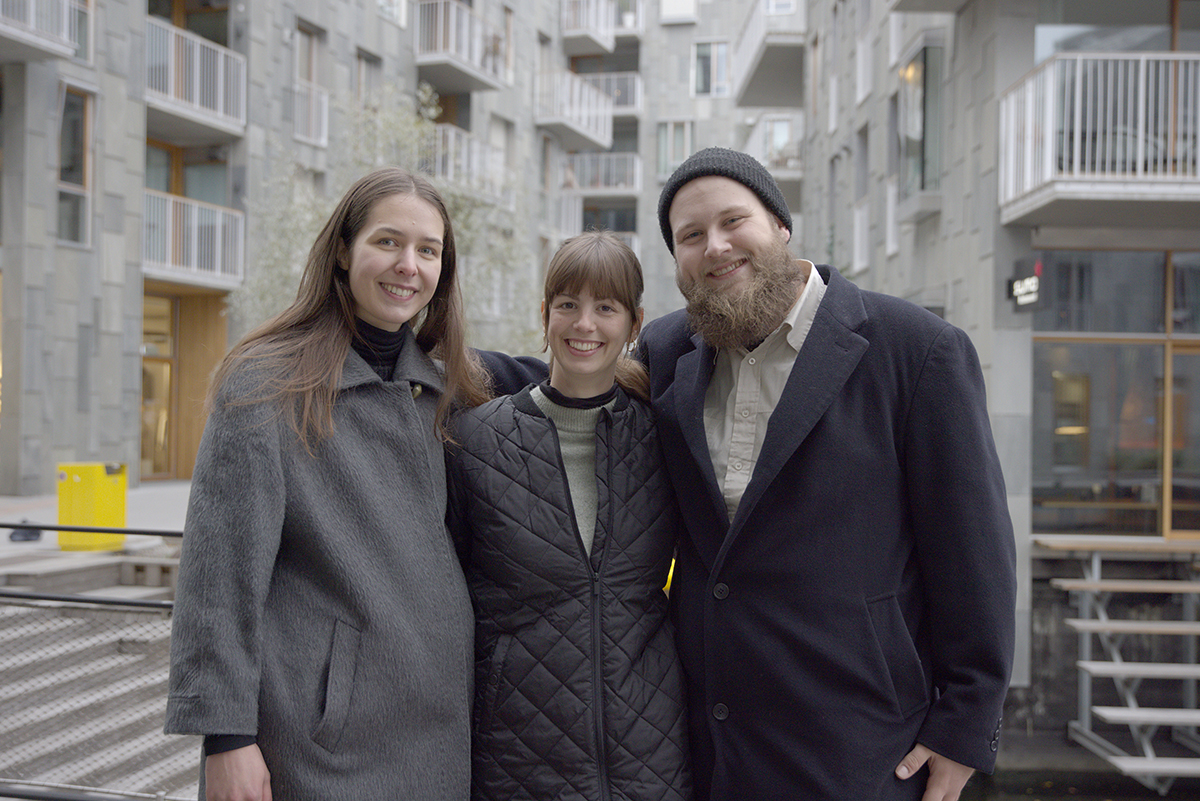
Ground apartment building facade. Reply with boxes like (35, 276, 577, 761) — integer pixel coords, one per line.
(2, 0, 816, 496)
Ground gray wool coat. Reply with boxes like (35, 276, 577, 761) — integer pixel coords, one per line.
(165, 326, 473, 800)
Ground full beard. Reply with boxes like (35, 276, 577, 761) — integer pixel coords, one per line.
(676, 237, 806, 350)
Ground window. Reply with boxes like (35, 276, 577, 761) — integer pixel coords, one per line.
(356, 50, 382, 106)
(70, 0, 90, 61)
(293, 25, 328, 146)
(898, 41, 943, 200)
(693, 41, 729, 97)
(657, 121, 694, 176)
(58, 88, 90, 244)
(767, 0, 796, 13)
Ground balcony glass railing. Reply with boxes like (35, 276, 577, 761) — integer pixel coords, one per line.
(415, 0, 506, 84)
(143, 190, 244, 285)
(0, 0, 72, 49)
(422, 124, 515, 207)
(537, 71, 614, 146)
(1000, 52, 1200, 205)
(581, 71, 642, 114)
(562, 0, 614, 41)
(561, 152, 641, 192)
(145, 17, 246, 129)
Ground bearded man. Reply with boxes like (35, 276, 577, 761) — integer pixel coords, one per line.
(633, 148, 1017, 801)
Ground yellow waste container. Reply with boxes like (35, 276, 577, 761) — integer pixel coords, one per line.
(57, 462, 127, 551)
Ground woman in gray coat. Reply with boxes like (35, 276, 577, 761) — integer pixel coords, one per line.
(165, 168, 492, 800)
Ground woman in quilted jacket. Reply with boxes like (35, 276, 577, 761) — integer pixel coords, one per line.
(447, 231, 691, 801)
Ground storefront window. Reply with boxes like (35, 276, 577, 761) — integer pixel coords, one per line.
(1032, 250, 1165, 333)
(1172, 252, 1200, 334)
(1033, 342, 1163, 535)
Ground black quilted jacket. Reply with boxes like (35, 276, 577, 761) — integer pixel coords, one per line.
(447, 385, 692, 801)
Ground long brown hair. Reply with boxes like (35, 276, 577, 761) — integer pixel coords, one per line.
(541, 230, 649, 401)
(210, 167, 491, 447)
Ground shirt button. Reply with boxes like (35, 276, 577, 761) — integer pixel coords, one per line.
(748, 357, 756, 365)
(733, 461, 743, 471)
(712, 703, 729, 720)
(713, 583, 729, 599)
(740, 409, 750, 418)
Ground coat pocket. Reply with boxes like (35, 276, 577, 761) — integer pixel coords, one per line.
(310, 617, 362, 754)
(475, 633, 513, 733)
(866, 593, 929, 719)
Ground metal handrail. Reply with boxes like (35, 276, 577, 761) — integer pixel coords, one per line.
(1, 522, 182, 537)
(0, 588, 173, 610)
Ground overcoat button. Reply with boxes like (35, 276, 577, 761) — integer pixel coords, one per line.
(713, 583, 729, 599)
(712, 703, 729, 720)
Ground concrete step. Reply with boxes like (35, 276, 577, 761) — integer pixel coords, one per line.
(78, 585, 173, 603)
(1107, 755, 1200, 777)
(1, 555, 122, 594)
(1052, 578, 1200, 594)
(1066, 618, 1200, 635)
(1092, 706, 1200, 726)
(1078, 660, 1200, 679)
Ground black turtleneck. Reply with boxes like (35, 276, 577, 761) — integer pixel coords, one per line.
(352, 319, 407, 381)
(539, 381, 618, 409)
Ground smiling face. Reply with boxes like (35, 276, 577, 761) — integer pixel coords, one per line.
(343, 192, 444, 331)
(668, 175, 793, 299)
(545, 287, 642, 398)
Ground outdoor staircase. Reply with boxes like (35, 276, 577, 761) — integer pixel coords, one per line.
(1037, 536, 1200, 796)
(0, 549, 199, 800)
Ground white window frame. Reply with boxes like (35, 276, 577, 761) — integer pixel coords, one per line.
(57, 85, 92, 246)
(692, 40, 730, 98)
(378, 0, 408, 27)
(657, 120, 694, 177)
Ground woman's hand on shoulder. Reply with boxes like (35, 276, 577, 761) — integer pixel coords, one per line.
(205, 744, 272, 801)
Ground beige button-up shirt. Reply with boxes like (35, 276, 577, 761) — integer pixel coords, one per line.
(703, 260, 826, 520)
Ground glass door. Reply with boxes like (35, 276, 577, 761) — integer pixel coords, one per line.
(141, 296, 176, 479)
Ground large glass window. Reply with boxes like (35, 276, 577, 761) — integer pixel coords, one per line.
(58, 88, 89, 244)
(1032, 250, 1200, 538)
(1032, 250, 1166, 333)
(693, 42, 729, 97)
(657, 120, 693, 176)
(898, 44, 942, 200)
(141, 296, 176, 478)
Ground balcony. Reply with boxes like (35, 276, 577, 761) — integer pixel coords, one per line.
(999, 53, 1200, 230)
(581, 71, 642, 116)
(536, 70, 614, 151)
(145, 17, 246, 145)
(560, 152, 642, 195)
(0, 0, 74, 61)
(290, 79, 329, 147)
(733, 0, 806, 108)
(415, 0, 507, 93)
(562, 0, 614, 56)
(143, 190, 244, 289)
(888, 0, 968, 12)
(742, 111, 804, 208)
(613, 0, 642, 39)
(422, 124, 515, 208)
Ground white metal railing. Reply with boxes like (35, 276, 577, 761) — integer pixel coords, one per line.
(1000, 52, 1200, 206)
(423, 124, 515, 207)
(613, 0, 642, 34)
(537, 71, 613, 146)
(581, 71, 641, 114)
(291, 79, 329, 146)
(415, 0, 505, 85)
(0, 0, 71, 48)
(145, 17, 246, 129)
(561, 152, 641, 192)
(68, 0, 87, 59)
(562, 0, 614, 43)
(143, 189, 244, 284)
(743, 112, 805, 171)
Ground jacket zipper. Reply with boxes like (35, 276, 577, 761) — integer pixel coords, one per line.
(553, 410, 614, 801)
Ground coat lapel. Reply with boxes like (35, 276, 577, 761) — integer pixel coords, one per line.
(672, 333, 731, 566)
(725, 268, 869, 542)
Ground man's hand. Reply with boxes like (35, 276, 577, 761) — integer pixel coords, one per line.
(895, 743, 974, 801)
(205, 743, 272, 801)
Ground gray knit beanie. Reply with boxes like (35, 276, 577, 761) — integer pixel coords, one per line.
(658, 147, 793, 254)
